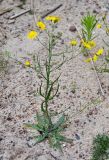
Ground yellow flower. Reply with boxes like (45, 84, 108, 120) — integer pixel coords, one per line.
(93, 55, 98, 62)
(88, 40, 96, 48)
(27, 31, 38, 39)
(82, 41, 91, 49)
(37, 21, 46, 30)
(96, 48, 104, 56)
(81, 39, 96, 49)
(84, 58, 92, 63)
(85, 54, 99, 63)
(45, 16, 60, 23)
(70, 40, 77, 46)
(25, 60, 31, 67)
(96, 24, 102, 29)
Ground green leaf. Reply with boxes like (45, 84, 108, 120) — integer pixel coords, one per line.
(56, 134, 73, 143)
(36, 112, 44, 125)
(81, 13, 97, 41)
(34, 133, 48, 145)
(53, 115, 65, 130)
(36, 112, 50, 130)
(24, 123, 44, 132)
(48, 133, 62, 150)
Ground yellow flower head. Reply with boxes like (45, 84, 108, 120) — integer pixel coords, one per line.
(27, 31, 38, 40)
(85, 55, 98, 63)
(84, 58, 92, 63)
(45, 16, 60, 23)
(70, 40, 77, 46)
(96, 48, 104, 56)
(88, 40, 96, 48)
(82, 41, 91, 49)
(93, 54, 98, 62)
(96, 24, 102, 29)
(81, 39, 96, 49)
(25, 60, 31, 67)
(37, 21, 46, 30)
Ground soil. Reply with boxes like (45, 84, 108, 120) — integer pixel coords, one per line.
(0, 0, 109, 160)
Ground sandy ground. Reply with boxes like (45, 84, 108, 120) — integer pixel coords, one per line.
(0, 0, 109, 159)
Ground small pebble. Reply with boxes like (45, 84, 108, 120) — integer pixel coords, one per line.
(80, 12, 84, 15)
(69, 26, 77, 32)
(75, 133, 80, 140)
(93, 9, 99, 14)
(74, 119, 80, 124)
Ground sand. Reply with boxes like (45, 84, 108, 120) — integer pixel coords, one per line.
(0, 0, 109, 159)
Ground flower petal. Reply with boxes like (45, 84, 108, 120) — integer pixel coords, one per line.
(27, 31, 38, 40)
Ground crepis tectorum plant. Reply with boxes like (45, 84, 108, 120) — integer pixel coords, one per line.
(24, 16, 75, 150)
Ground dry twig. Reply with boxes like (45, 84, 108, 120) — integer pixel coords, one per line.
(0, 3, 22, 15)
(41, 4, 63, 19)
(10, 9, 30, 19)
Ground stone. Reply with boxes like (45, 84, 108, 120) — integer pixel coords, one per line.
(69, 26, 77, 32)
(80, 12, 84, 15)
(93, 9, 99, 14)
(75, 133, 80, 140)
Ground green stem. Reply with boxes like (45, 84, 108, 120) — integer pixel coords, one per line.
(43, 31, 53, 126)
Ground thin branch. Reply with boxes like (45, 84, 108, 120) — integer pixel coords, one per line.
(39, 83, 45, 98)
(41, 101, 45, 112)
(90, 57, 105, 96)
(50, 74, 61, 86)
(49, 83, 59, 100)
(37, 37, 49, 50)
